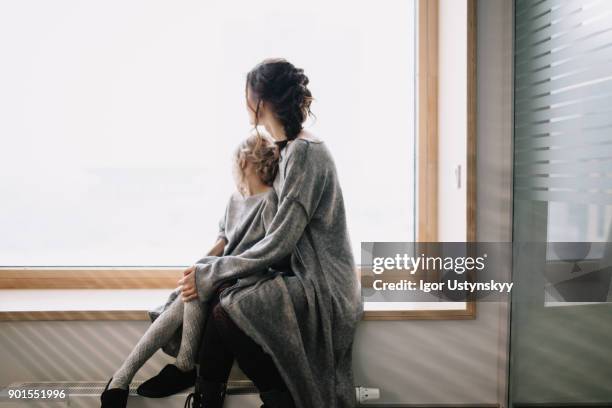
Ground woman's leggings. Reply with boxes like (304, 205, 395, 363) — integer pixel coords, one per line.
(198, 281, 288, 393)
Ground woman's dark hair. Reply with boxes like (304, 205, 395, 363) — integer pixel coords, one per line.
(246, 58, 314, 148)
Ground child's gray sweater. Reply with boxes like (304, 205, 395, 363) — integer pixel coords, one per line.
(147, 189, 277, 357)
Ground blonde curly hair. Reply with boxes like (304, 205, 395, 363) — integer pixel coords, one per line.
(233, 133, 280, 196)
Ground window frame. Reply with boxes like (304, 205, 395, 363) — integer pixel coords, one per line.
(363, 0, 478, 320)
(0, 0, 478, 321)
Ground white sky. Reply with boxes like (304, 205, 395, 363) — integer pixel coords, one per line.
(0, 0, 415, 266)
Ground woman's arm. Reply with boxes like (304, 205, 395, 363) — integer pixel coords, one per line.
(180, 141, 326, 301)
(185, 198, 308, 301)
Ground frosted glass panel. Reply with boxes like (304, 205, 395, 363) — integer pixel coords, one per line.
(514, 0, 612, 223)
(510, 1, 612, 406)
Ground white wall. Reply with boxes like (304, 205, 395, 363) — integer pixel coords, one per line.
(353, 1, 514, 405)
(475, 0, 515, 405)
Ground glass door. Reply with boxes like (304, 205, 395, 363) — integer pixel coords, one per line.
(510, 0, 612, 406)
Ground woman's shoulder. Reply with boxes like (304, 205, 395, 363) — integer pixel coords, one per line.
(284, 132, 331, 166)
(295, 129, 323, 144)
(289, 130, 323, 148)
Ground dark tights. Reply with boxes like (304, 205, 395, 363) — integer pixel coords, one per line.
(197, 281, 288, 393)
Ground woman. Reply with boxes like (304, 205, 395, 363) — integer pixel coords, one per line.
(180, 58, 363, 408)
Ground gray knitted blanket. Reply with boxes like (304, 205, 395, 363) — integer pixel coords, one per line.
(148, 189, 278, 357)
(194, 137, 363, 408)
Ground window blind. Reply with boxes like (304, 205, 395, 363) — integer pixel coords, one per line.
(514, 0, 612, 206)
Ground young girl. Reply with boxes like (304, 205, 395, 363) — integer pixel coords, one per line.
(100, 133, 280, 408)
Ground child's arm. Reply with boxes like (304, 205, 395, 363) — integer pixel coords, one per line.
(189, 237, 226, 276)
(186, 196, 229, 282)
(206, 237, 227, 257)
(207, 197, 229, 257)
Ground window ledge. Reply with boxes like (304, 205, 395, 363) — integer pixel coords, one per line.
(0, 289, 476, 321)
(0, 289, 169, 320)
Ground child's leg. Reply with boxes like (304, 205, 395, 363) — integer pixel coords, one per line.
(109, 296, 184, 390)
(175, 298, 206, 372)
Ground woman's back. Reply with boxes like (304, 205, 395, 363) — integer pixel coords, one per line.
(274, 137, 359, 296)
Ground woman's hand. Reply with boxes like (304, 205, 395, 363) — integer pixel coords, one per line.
(179, 265, 198, 302)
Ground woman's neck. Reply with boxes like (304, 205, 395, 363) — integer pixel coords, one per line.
(264, 120, 287, 142)
(263, 119, 310, 143)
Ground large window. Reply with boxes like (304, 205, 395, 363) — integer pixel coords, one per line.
(1, 0, 479, 321)
(0, 0, 416, 266)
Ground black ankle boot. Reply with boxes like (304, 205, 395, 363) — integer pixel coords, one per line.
(184, 376, 226, 408)
(259, 388, 295, 408)
(137, 364, 196, 398)
(100, 378, 129, 408)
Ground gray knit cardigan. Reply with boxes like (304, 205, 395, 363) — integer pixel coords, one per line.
(194, 137, 363, 408)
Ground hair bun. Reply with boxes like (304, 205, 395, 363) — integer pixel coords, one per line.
(291, 67, 308, 86)
(246, 58, 315, 143)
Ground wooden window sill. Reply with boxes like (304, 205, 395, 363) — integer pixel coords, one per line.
(0, 287, 475, 321)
